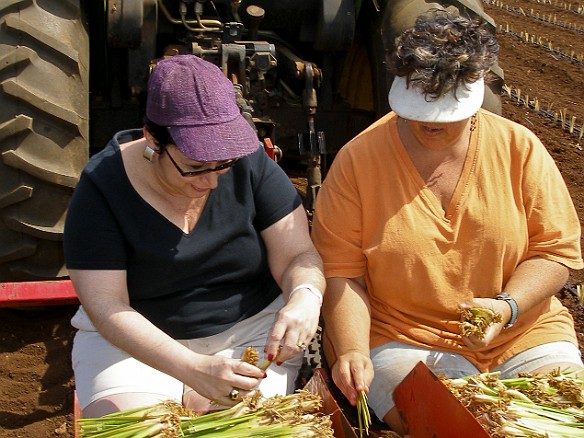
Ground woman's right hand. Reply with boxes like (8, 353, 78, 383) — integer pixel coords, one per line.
(186, 354, 266, 406)
(331, 351, 374, 406)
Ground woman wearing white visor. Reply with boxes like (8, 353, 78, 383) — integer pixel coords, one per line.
(311, 10, 584, 435)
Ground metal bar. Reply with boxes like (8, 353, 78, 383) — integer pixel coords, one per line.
(0, 280, 78, 307)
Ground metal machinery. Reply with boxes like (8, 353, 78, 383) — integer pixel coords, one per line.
(0, 0, 502, 302)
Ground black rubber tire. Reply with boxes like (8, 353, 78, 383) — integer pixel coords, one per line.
(0, 0, 89, 281)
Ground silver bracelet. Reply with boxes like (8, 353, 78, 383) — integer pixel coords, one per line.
(288, 283, 323, 306)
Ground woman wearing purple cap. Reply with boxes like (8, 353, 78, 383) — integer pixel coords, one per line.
(64, 55, 325, 417)
(311, 11, 583, 434)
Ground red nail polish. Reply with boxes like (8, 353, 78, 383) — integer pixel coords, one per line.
(276, 361, 282, 366)
(268, 354, 274, 361)
(263, 372, 268, 378)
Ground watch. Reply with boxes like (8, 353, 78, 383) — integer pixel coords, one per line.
(495, 292, 518, 329)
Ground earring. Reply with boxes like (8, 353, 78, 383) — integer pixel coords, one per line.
(143, 145, 158, 161)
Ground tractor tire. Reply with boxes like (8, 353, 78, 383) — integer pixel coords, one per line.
(0, 0, 88, 281)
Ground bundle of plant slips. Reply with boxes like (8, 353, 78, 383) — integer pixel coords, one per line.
(356, 390, 371, 437)
(77, 389, 334, 437)
(459, 307, 503, 339)
(442, 369, 584, 437)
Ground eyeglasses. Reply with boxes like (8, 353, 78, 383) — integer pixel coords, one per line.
(162, 147, 238, 177)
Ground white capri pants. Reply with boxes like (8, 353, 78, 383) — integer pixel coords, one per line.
(71, 295, 303, 410)
(367, 340, 584, 421)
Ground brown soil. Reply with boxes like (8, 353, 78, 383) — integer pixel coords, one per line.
(0, 1, 583, 436)
(0, 306, 77, 437)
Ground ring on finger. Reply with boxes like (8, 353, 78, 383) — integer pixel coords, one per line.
(296, 342, 307, 351)
(229, 388, 240, 400)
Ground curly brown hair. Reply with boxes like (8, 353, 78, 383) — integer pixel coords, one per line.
(390, 10, 499, 100)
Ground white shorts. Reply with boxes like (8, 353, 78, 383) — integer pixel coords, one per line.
(367, 340, 583, 421)
(71, 295, 303, 409)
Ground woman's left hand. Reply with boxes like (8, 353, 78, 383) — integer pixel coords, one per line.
(459, 259, 571, 351)
(265, 289, 321, 363)
(459, 297, 510, 350)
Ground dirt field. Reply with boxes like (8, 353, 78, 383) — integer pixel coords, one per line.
(0, 1, 583, 436)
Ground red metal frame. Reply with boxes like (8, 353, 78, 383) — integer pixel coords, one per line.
(263, 137, 276, 160)
(74, 391, 81, 438)
(304, 368, 360, 437)
(394, 361, 491, 437)
(0, 279, 78, 307)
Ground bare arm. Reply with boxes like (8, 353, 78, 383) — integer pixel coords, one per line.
(260, 204, 326, 362)
(323, 276, 374, 405)
(69, 269, 265, 406)
(461, 257, 569, 349)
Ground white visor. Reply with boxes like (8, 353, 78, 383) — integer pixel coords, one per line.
(388, 76, 484, 122)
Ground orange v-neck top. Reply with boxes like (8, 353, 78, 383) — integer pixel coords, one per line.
(312, 109, 583, 371)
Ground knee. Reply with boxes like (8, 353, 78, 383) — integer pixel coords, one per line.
(530, 362, 584, 376)
(82, 398, 121, 418)
(383, 407, 407, 436)
(83, 393, 175, 418)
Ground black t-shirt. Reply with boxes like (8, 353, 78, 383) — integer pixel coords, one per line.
(64, 130, 302, 339)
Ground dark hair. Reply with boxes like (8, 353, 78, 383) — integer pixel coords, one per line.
(390, 10, 499, 99)
(144, 118, 175, 147)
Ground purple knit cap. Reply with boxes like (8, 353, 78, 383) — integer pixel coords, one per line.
(146, 55, 259, 161)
